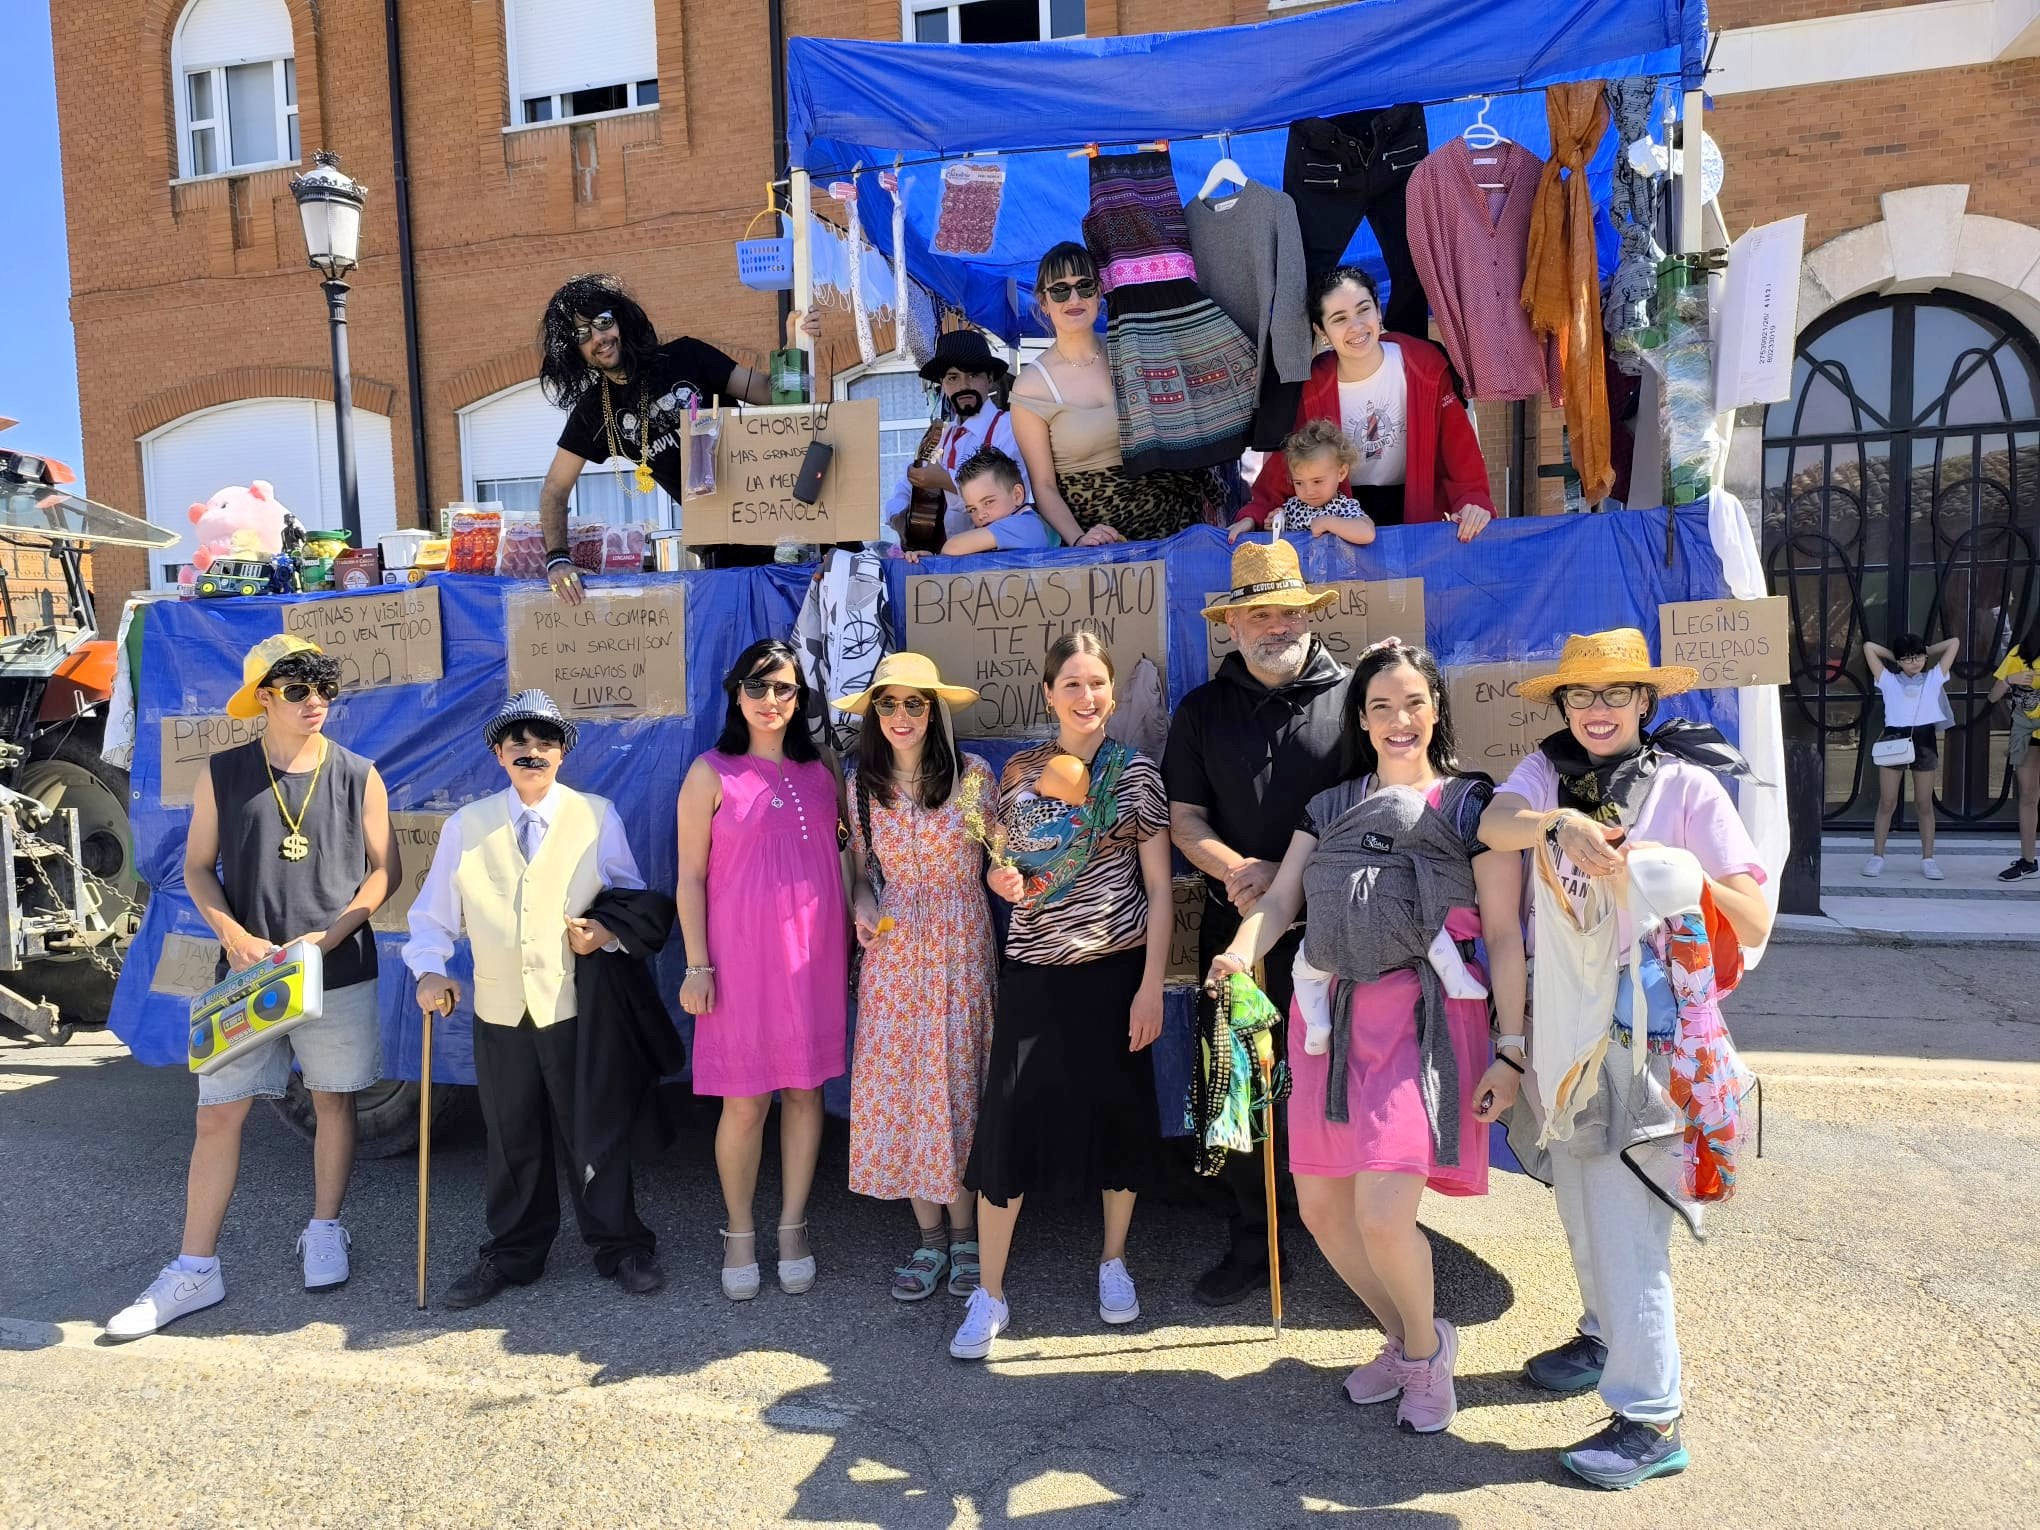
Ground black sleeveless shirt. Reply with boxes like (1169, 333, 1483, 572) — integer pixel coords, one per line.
(208, 739, 378, 987)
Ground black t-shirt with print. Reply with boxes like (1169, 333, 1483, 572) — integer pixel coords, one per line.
(555, 336, 740, 499)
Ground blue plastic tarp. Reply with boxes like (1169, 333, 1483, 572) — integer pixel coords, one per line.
(111, 508, 1731, 1139)
(789, 1, 1702, 337)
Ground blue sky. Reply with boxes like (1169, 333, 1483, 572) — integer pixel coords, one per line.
(0, 5, 84, 483)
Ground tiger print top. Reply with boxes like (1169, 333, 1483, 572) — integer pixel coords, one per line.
(998, 739, 1169, 966)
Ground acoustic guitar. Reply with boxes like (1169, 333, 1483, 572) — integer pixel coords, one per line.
(901, 421, 948, 555)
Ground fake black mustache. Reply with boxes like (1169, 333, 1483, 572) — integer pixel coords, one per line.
(513, 756, 553, 770)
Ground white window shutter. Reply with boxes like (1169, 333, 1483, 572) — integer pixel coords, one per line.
(508, 0, 655, 102)
(177, 0, 293, 69)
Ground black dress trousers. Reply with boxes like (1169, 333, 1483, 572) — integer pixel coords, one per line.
(471, 1011, 653, 1280)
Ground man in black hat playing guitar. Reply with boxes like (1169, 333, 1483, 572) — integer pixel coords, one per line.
(882, 329, 1031, 551)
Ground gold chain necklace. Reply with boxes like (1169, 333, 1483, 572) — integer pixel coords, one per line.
(265, 740, 328, 862)
(600, 375, 657, 494)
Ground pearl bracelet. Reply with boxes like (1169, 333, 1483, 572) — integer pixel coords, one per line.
(685, 964, 715, 977)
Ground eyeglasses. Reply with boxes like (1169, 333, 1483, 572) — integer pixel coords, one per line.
(741, 678, 800, 702)
(1559, 685, 1638, 711)
(1042, 279, 1099, 302)
(571, 312, 619, 343)
(264, 681, 340, 703)
(872, 696, 928, 718)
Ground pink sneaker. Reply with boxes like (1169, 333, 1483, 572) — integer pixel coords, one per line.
(1342, 1336, 1406, 1405)
(1394, 1319, 1459, 1434)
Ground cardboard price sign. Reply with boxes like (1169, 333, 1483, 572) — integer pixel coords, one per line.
(682, 399, 880, 546)
(1444, 661, 1562, 774)
(372, 812, 448, 934)
(505, 584, 687, 722)
(159, 713, 266, 805)
(904, 560, 1168, 739)
(1167, 876, 1205, 988)
(1204, 577, 1426, 677)
(149, 933, 222, 997)
(1660, 596, 1791, 688)
(284, 586, 444, 691)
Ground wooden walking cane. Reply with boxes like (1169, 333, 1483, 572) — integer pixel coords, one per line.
(416, 993, 446, 1310)
(1252, 961, 1282, 1339)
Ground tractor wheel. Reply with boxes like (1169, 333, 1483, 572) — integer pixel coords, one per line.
(270, 1075, 474, 1158)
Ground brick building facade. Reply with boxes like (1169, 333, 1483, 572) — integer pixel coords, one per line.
(52, 0, 2040, 652)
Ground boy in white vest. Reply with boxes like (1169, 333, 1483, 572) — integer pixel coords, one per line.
(403, 690, 662, 1307)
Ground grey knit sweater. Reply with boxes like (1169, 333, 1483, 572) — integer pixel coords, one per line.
(1186, 179, 1314, 386)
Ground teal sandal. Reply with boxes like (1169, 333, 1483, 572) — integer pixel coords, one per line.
(891, 1245, 949, 1302)
(947, 1239, 980, 1297)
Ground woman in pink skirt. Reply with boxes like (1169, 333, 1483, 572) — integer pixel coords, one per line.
(1207, 639, 1525, 1436)
(676, 638, 848, 1301)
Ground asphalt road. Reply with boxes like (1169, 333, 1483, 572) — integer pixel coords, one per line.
(2, 942, 2036, 1529)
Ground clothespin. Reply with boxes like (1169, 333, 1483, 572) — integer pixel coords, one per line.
(1066, 143, 1099, 159)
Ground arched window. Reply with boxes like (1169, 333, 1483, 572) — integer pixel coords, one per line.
(172, 0, 298, 179)
(458, 379, 676, 527)
(139, 399, 398, 588)
(1763, 292, 2040, 828)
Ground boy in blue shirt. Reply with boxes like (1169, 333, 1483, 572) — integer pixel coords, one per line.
(907, 447, 1056, 559)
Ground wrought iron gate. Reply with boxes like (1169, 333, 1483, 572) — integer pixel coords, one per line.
(1762, 291, 2040, 831)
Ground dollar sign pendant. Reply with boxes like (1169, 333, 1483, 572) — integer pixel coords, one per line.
(634, 459, 655, 494)
(280, 832, 310, 862)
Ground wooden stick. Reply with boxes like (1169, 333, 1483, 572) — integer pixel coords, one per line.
(1251, 960, 1282, 1340)
(416, 1005, 434, 1310)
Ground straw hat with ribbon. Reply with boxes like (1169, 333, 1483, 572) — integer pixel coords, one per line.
(1200, 539, 1338, 623)
(1513, 627, 1698, 704)
(832, 651, 980, 714)
(225, 633, 324, 719)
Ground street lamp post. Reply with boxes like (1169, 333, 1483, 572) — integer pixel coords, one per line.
(290, 151, 368, 545)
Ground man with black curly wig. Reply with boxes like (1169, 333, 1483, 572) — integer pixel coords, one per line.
(533, 274, 816, 594)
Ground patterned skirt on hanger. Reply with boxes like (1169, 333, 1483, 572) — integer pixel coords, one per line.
(1083, 150, 1258, 476)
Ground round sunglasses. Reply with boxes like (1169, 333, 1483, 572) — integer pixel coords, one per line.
(872, 696, 929, 718)
(1558, 685, 1638, 711)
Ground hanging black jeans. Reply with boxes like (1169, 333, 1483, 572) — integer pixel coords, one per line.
(1283, 105, 1432, 336)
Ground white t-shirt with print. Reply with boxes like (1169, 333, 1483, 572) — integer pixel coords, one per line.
(1338, 342, 1408, 487)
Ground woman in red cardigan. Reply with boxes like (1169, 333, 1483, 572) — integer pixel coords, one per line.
(1235, 266, 1495, 542)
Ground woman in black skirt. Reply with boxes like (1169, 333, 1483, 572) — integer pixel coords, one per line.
(949, 632, 1173, 1361)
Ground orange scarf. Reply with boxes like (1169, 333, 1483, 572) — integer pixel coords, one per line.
(1522, 82, 1613, 506)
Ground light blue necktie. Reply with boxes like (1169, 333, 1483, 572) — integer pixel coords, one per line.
(519, 809, 543, 863)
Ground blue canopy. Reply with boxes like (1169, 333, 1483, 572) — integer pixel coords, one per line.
(787, 0, 1704, 339)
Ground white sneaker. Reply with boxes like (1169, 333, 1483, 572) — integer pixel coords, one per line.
(1861, 856, 1885, 877)
(949, 1286, 1009, 1360)
(298, 1222, 351, 1292)
(1921, 858, 1945, 881)
(1098, 1257, 1140, 1325)
(105, 1261, 225, 1342)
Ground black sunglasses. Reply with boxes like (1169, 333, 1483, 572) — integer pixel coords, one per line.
(1042, 279, 1099, 302)
(741, 678, 800, 702)
(264, 681, 340, 703)
(872, 696, 929, 718)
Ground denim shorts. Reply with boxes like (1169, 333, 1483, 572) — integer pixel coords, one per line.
(197, 977, 384, 1105)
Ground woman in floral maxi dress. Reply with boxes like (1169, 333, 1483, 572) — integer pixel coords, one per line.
(837, 653, 999, 1301)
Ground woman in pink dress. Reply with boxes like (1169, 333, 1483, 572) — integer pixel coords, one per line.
(676, 638, 848, 1302)
(835, 653, 998, 1303)
(1207, 640, 1525, 1437)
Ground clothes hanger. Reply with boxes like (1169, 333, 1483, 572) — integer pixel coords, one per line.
(1460, 98, 1510, 189)
(1197, 132, 1249, 203)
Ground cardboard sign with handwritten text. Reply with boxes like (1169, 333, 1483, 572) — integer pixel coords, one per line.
(1659, 596, 1791, 688)
(1204, 577, 1426, 677)
(681, 399, 880, 546)
(149, 933, 222, 997)
(1444, 662, 1562, 775)
(284, 586, 444, 691)
(905, 560, 1167, 739)
(505, 584, 687, 722)
(372, 812, 449, 934)
(159, 713, 266, 805)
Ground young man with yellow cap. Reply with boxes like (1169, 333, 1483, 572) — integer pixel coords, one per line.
(106, 636, 398, 1340)
(1165, 539, 1353, 1306)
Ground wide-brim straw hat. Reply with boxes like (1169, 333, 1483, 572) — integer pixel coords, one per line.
(832, 651, 979, 714)
(225, 633, 323, 719)
(1200, 538, 1339, 622)
(1514, 627, 1699, 703)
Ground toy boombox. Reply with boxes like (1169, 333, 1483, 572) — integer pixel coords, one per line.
(187, 940, 326, 1075)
